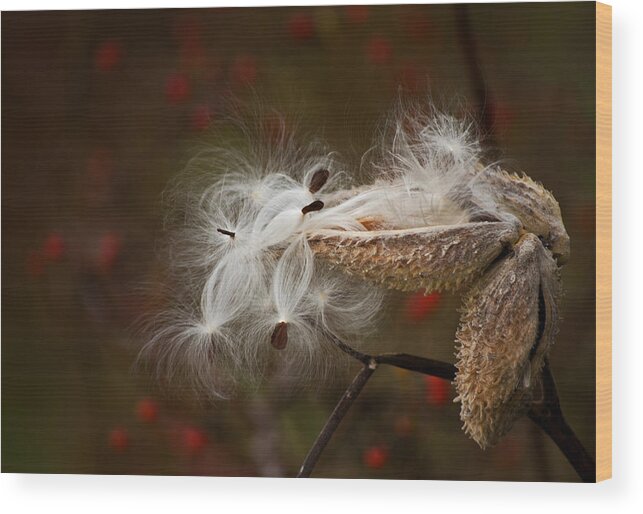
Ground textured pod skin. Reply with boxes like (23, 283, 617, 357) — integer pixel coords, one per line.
(477, 168, 570, 264)
(308, 221, 520, 293)
(454, 233, 561, 449)
(312, 166, 569, 450)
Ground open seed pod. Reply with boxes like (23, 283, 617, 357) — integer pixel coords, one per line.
(308, 221, 520, 294)
(474, 167, 570, 265)
(454, 233, 561, 449)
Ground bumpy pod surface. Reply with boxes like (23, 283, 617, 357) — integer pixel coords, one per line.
(454, 233, 561, 449)
(308, 221, 521, 294)
(475, 167, 570, 264)
(146, 100, 571, 444)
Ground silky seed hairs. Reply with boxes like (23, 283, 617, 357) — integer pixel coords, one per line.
(142, 101, 570, 449)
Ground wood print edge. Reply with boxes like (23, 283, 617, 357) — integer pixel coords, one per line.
(595, 0, 612, 482)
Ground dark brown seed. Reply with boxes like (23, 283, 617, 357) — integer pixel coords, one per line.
(302, 200, 324, 215)
(308, 168, 330, 194)
(270, 321, 288, 350)
(216, 228, 235, 238)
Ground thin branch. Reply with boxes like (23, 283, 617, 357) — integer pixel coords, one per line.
(298, 338, 595, 482)
(327, 333, 372, 365)
(297, 359, 377, 478)
(527, 360, 596, 482)
(375, 352, 455, 380)
(296, 342, 453, 478)
(328, 335, 456, 378)
(455, 4, 497, 149)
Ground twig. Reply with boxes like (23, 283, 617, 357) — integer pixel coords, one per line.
(527, 360, 596, 482)
(328, 333, 455, 378)
(375, 352, 455, 380)
(296, 341, 456, 478)
(297, 359, 377, 478)
(455, 4, 497, 148)
(297, 338, 595, 482)
(327, 333, 372, 365)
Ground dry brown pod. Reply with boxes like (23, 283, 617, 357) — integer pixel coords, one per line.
(307, 167, 569, 448)
(308, 221, 520, 293)
(454, 233, 561, 448)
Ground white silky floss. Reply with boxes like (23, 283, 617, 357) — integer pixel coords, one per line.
(143, 102, 492, 398)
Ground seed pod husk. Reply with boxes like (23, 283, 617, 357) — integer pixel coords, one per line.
(307, 221, 520, 294)
(476, 167, 570, 264)
(454, 233, 561, 449)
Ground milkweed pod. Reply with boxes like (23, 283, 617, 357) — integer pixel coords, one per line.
(475, 167, 570, 265)
(454, 233, 561, 449)
(307, 221, 521, 294)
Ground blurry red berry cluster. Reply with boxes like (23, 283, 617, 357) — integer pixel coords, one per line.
(108, 398, 208, 457)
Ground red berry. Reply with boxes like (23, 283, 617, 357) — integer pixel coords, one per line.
(230, 55, 257, 86)
(191, 104, 212, 131)
(424, 375, 449, 407)
(287, 12, 315, 41)
(345, 6, 369, 24)
(490, 101, 514, 134)
(366, 36, 392, 65)
(97, 232, 122, 273)
(576, 203, 596, 237)
(394, 415, 414, 437)
(95, 40, 122, 72)
(108, 427, 129, 451)
(405, 291, 441, 322)
(182, 427, 207, 454)
(492, 434, 523, 469)
(43, 233, 65, 262)
(363, 446, 389, 469)
(136, 398, 158, 423)
(173, 16, 205, 70)
(165, 73, 190, 104)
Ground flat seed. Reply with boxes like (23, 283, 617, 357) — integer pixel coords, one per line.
(302, 200, 324, 215)
(217, 228, 235, 238)
(308, 168, 330, 194)
(270, 321, 288, 350)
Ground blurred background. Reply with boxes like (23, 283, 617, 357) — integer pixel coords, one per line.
(2, 3, 595, 481)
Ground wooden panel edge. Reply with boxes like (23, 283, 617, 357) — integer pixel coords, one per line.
(595, 1, 612, 482)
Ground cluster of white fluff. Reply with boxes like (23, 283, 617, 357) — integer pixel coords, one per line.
(142, 103, 500, 398)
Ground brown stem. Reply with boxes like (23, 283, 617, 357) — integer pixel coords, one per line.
(527, 360, 596, 482)
(455, 4, 496, 147)
(298, 339, 595, 482)
(375, 352, 455, 380)
(297, 360, 377, 478)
